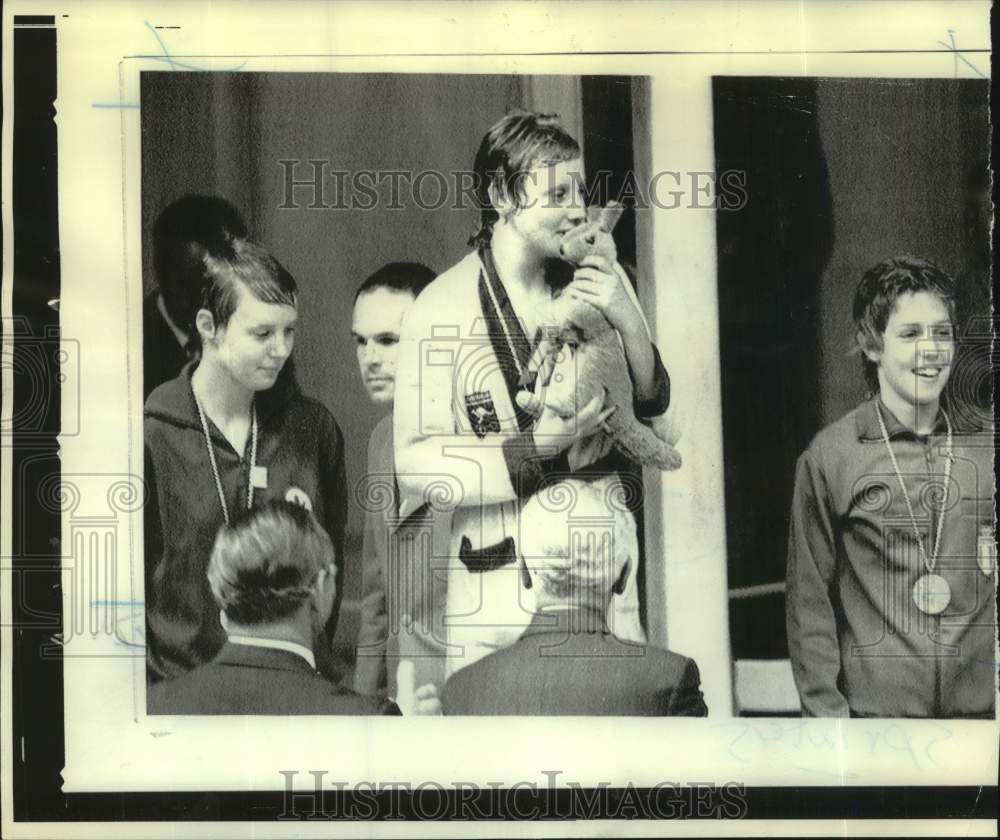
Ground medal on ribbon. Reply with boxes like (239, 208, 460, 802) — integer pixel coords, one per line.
(875, 403, 954, 616)
(912, 573, 952, 615)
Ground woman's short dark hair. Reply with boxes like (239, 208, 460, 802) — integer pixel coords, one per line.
(200, 238, 298, 329)
(207, 500, 334, 626)
(468, 111, 581, 249)
(853, 255, 958, 392)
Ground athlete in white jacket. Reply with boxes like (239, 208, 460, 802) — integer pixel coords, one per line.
(394, 112, 671, 676)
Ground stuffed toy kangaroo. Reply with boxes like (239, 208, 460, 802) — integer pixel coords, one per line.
(529, 202, 682, 471)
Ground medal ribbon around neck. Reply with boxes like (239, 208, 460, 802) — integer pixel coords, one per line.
(193, 389, 259, 525)
(483, 264, 527, 384)
(874, 401, 953, 614)
(477, 246, 537, 434)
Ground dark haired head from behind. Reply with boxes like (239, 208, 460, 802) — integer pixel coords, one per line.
(353, 261, 436, 304)
(152, 195, 248, 334)
(207, 499, 336, 630)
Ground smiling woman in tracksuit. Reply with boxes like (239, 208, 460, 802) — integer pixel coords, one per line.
(144, 239, 347, 693)
(786, 256, 996, 718)
(393, 112, 672, 676)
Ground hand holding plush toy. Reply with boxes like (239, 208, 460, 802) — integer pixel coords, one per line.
(528, 202, 682, 471)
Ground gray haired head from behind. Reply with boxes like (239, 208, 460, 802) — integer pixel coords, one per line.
(207, 499, 335, 626)
(519, 476, 632, 606)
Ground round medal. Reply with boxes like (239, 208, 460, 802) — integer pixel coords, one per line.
(912, 573, 951, 615)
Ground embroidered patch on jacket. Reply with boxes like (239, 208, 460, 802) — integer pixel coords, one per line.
(465, 391, 501, 438)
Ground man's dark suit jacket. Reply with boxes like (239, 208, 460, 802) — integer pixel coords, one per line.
(441, 608, 708, 716)
(148, 642, 401, 715)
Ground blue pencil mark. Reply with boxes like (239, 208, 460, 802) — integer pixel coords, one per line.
(90, 599, 145, 607)
(716, 718, 955, 775)
(113, 608, 146, 649)
(113, 635, 145, 650)
(91, 19, 247, 108)
(937, 29, 988, 78)
(139, 19, 247, 72)
(921, 721, 953, 769)
(861, 723, 920, 769)
(88, 600, 146, 647)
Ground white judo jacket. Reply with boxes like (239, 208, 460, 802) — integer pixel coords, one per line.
(394, 249, 664, 674)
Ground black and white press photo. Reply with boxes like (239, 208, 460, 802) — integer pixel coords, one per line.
(3, 1, 995, 834)
(138, 69, 995, 720)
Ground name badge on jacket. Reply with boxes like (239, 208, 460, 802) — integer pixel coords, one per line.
(978, 525, 996, 576)
(465, 391, 500, 438)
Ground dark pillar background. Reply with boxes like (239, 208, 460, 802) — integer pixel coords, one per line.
(581, 75, 638, 269)
(581, 75, 647, 631)
(713, 77, 834, 659)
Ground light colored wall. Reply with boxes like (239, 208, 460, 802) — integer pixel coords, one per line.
(647, 70, 734, 716)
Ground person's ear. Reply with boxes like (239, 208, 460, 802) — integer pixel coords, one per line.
(311, 566, 327, 598)
(858, 328, 882, 364)
(311, 562, 338, 620)
(488, 180, 515, 221)
(612, 557, 630, 596)
(195, 308, 218, 344)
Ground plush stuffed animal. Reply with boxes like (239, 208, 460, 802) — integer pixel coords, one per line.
(529, 202, 682, 471)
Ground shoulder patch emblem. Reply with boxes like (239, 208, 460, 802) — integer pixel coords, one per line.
(465, 391, 501, 438)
